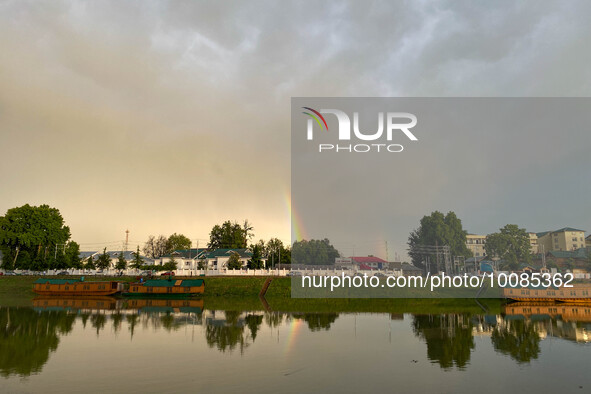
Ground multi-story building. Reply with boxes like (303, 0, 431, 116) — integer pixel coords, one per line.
(466, 234, 487, 257)
(528, 233, 539, 254)
(467, 232, 540, 257)
(537, 227, 586, 252)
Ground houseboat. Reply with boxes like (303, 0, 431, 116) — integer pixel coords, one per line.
(33, 278, 124, 296)
(503, 284, 591, 304)
(124, 279, 205, 297)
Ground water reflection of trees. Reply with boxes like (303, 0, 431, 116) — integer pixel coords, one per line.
(9, 301, 587, 378)
(0, 307, 76, 377)
(412, 314, 475, 370)
(491, 319, 541, 363)
(292, 313, 339, 331)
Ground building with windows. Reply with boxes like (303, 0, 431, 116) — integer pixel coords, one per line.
(528, 232, 539, 254)
(467, 232, 540, 257)
(466, 234, 486, 257)
(537, 227, 586, 252)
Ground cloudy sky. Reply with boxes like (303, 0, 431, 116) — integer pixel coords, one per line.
(1, 1, 590, 255)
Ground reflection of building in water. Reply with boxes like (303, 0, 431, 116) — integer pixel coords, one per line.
(503, 304, 591, 343)
(471, 315, 501, 337)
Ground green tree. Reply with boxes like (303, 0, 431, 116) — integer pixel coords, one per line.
(266, 238, 284, 267)
(163, 256, 177, 271)
(197, 258, 207, 270)
(407, 211, 471, 272)
(64, 242, 82, 269)
(167, 233, 192, 252)
(115, 251, 127, 272)
(247, 244, 264, 269)
(84, 256, 96, 270)
(95, 248, 111, 270)
(226, 251, 243, 270)
(280, 245, 291, 265)
(208, 220, 253, 249)
(484, 224, 532, 270)
(130, 246, 144, 270)
(291, 239, 340, 265)
(0, 204, 71, 270)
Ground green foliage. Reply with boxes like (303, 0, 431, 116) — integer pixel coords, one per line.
(163, 258, 177, 271)
(291, 239, 339, 265)
(84, 256, 96, 270)
(95, 248, 111, 270)
(115, 252, 127, 271)
(226, 251, 243, 270)
(484, 224, 532, 269)
(0, 204, 71, 270)
(280, 245, 291, 265)
(407, 211, 471, 271)
(65, 242, 82, 269)
(130, 246, 144, 270)
(247, 244, 264, 269)
(197, 259, 207, 270)
(167, 233, 192, 252)
(208, 220, 253, 249)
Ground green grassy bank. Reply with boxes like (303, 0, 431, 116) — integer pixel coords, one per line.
(0, 275, 290, 298)
(0, 275, 503, 313)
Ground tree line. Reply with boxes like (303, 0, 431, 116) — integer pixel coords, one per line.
(408, 210, 536, 272)
(0, 204, 344, 270)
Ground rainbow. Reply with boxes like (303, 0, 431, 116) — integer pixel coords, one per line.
(284, 318, 304, 355)
(284, 189, 307, 242)
(302, 107, 328, 131)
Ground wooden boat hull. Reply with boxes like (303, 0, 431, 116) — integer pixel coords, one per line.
(33, 279, 124, 296)
(125, 279, 204, 297)
(503, 284, 591, 304)
(122, 292, 201, 298)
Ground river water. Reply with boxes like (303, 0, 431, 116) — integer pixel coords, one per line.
(1, 298, 590, 393)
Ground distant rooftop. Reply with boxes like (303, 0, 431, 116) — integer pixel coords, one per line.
(351, 256, 387, 263)
(537, 227, 585, 237)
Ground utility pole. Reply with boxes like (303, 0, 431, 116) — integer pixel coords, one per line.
(125, 229, 130, 252)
